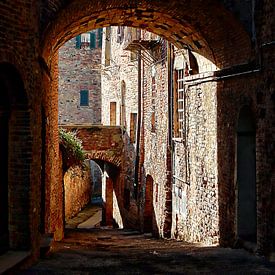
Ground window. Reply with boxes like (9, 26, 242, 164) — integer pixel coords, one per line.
(80, 90, 89, 106)
(130, 113, 137, 143)
(188, 50, 199, 75)
(110, 102, 116, 126)
(75, 32, 96, 49)
(174, 69, 184, 138)
(117, 26, 125, 44)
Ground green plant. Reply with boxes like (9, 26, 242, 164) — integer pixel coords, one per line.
(59, 128, 86, 166)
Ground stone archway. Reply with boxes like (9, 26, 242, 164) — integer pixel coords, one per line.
(0, 63, 31, 252)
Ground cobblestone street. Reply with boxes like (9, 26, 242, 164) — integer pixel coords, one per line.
(24, 228, 275, 274)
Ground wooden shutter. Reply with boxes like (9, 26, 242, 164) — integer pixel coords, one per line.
(110, 102, 117, 126)
(80, 90, 89, 106)
(90, 32, 96, 49)
(130, 113, 137, 143)
(76, 35, 81, 49)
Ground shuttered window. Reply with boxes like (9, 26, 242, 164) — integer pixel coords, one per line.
(80, 90, 89, 106)
(90, 32, 96, 49)
(76, 32, 97, 49)
(76, 35, 81, 49)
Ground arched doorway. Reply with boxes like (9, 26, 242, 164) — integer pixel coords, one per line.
(0, 63, 31, 253)
(144, 175, 154, 233)
(236, 106, 256, 243)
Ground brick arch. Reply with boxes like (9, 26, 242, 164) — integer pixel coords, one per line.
(41, 0, 252, 68)
(86, 152, 122, 169)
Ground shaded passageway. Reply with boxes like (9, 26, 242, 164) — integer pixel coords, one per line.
(26, 228, 275, 274)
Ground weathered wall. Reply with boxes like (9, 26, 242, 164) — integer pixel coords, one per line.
(61, 125, 124, 167)
(141, 38, 170, 238)
(58, 31, 102, 124)
(101, 27, 138, 128)
(45, 52, 64, 242)
(172, 78, 219, 245)
(0, 0, 273, 270)
(64, 163, 92, 220)
(101, 26, 139, 227)
(0, 0, 42, 262)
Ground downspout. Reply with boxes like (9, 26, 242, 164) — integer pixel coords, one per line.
(134, 49, 142, 198)
(163, 42, 173, 238)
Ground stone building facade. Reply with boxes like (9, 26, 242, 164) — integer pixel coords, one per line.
(101, 26, 140, 227)
(58, 30, 102, 125)
(0, 0, 274, 271)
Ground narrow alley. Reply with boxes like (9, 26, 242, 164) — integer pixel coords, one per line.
(26, 227, 275, 274)
(0, 1, 274, 273)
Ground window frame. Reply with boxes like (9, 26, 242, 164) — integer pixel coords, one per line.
(79, 90, 89, 107)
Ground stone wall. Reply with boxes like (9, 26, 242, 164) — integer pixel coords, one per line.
(64, 163, 92, 221)
(141, 39, 170, 238)
(58, 31, 102, 124)
(101, 26, 139, 227)
(172, 77, 219, 245)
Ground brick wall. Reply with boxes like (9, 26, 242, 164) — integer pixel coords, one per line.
(64, 163, 92, 221)
(0, 0, 42, 262)
(58, 31, 102, 124)
(41, 0, 252, 69)
(0, 0, 273, 269)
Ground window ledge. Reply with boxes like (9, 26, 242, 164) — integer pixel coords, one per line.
(0, 250, 31, 274)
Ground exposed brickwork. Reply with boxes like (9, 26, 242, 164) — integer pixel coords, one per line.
(0, 1, 41, 263)
(41, 0, 252, 68)
(58, 32, 102, 124)
(44, 52, 64, 242)
(0, 0, 274, 270)
(60, 125, 124, 168)
(64, 163, 92, 221)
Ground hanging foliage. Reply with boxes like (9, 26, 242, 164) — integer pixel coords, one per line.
(59, 128, 86, 168)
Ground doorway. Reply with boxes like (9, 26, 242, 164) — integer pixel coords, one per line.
(237, 106, 257, 243)
(144, 175, 154, 233)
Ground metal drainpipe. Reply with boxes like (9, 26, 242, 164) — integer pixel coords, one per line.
(134, 49, 142, 199)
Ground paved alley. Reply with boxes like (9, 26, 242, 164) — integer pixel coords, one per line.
(24, 228, 275, 274)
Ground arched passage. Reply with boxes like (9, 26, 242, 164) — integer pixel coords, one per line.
(41, 0, 252, 69)
(40, 0, 253, 241)
(236, 106, 256, 243)
(0, 63, 31, 252)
